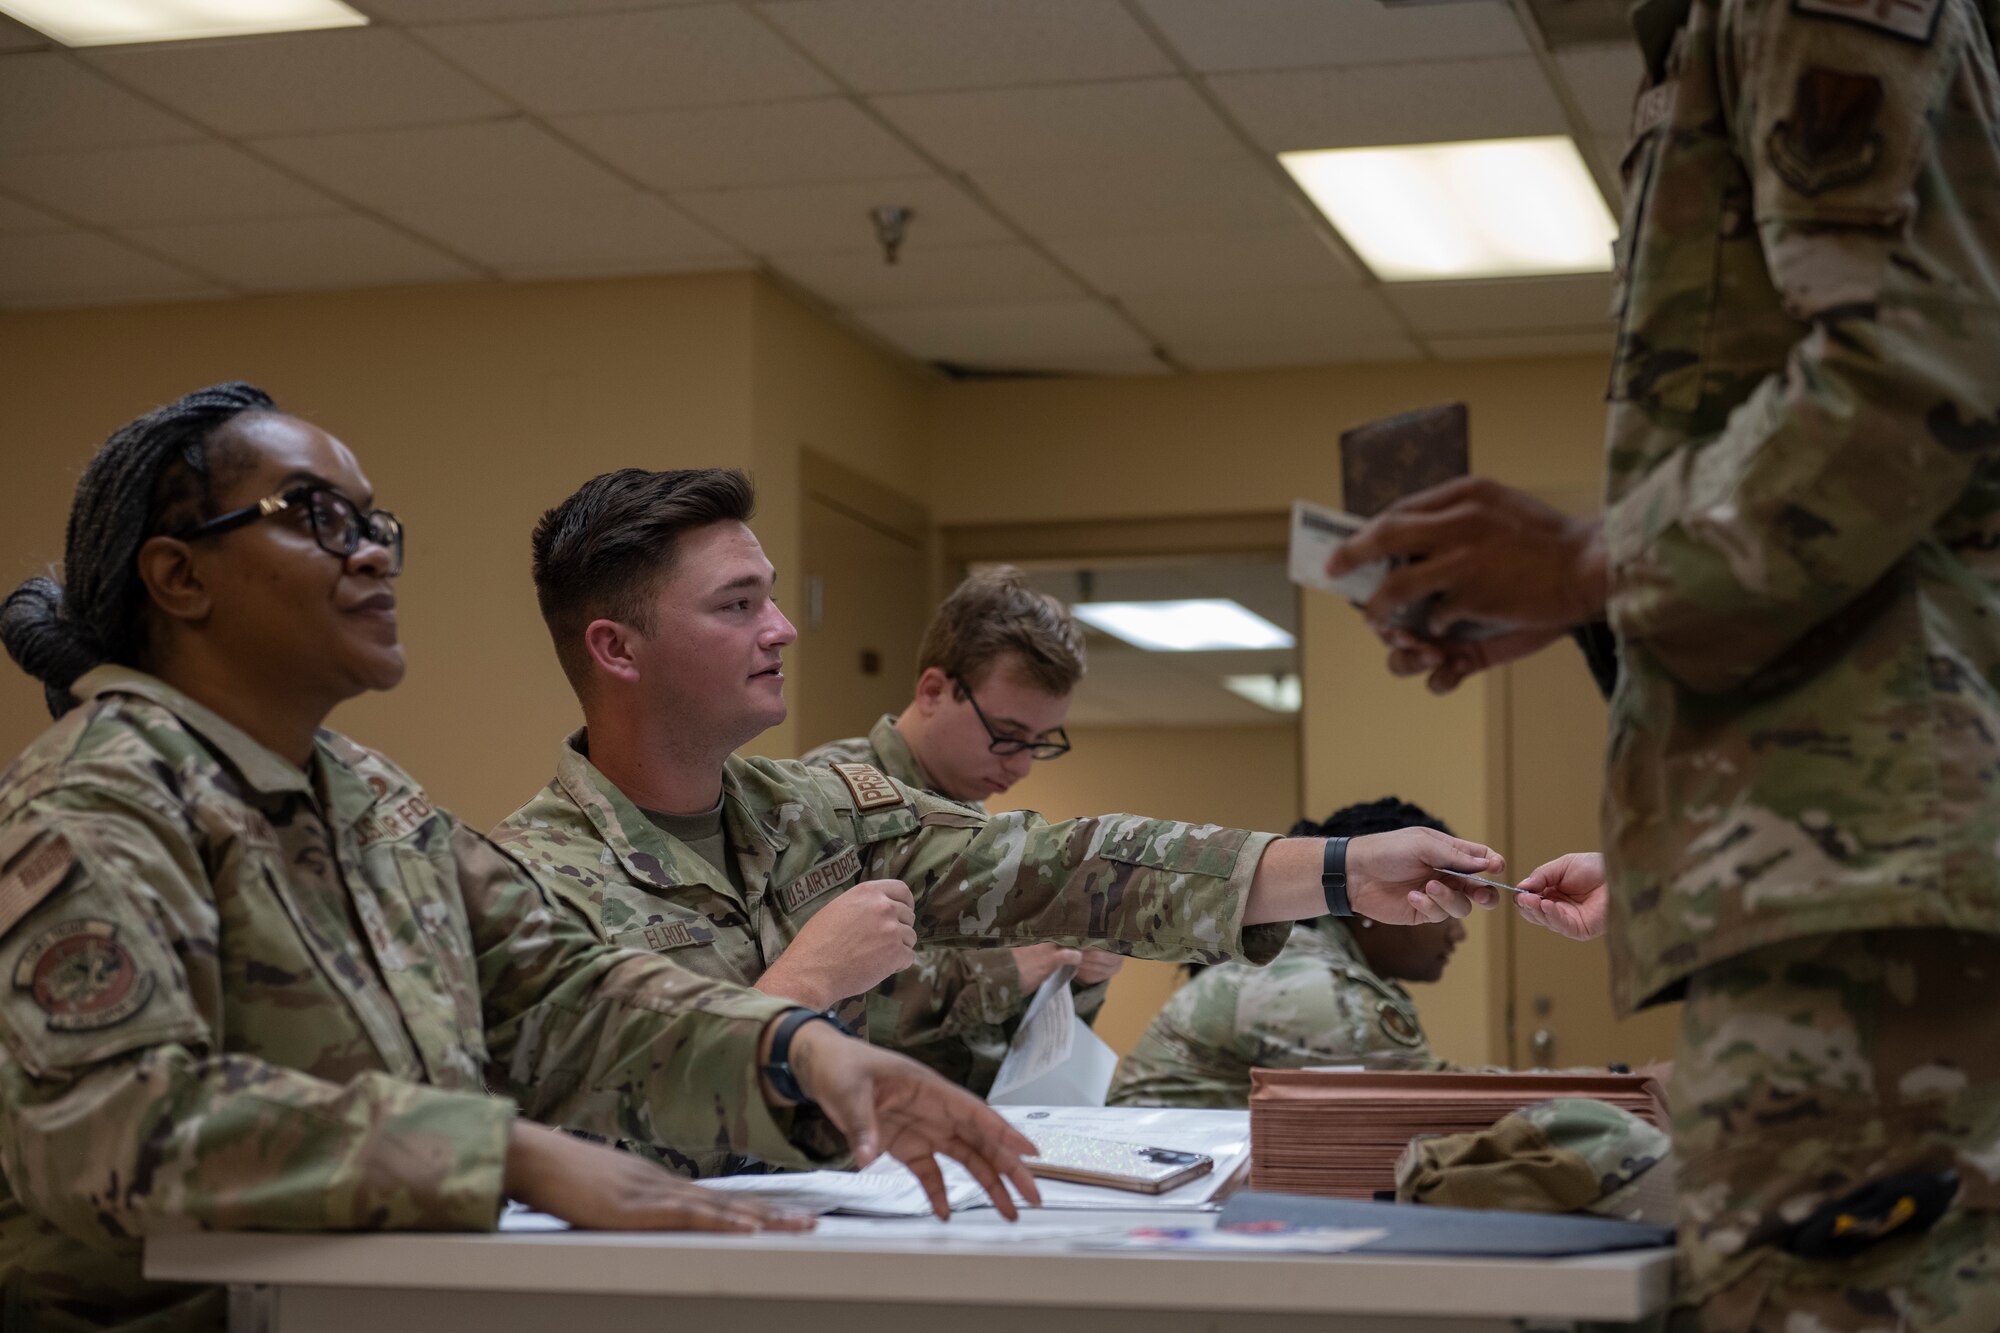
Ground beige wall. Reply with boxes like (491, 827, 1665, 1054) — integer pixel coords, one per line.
(990, 723, 1302, 1059)
(746, 283, 931, 761)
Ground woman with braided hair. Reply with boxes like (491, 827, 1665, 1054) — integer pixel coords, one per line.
(0, 385, 1042, 1332)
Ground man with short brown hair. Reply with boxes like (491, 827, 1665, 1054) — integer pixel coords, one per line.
(803, 566, 1125, 1095)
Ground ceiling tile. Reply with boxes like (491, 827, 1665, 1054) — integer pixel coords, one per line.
(1425, 330, 1612, 360)
(364, 0, 707, 18)
(1555, 43, 1644, 140)
(0, 192, 65, 233)
(855, 299, 1152, 369)
(127, 214, 477, 291)
(419, 7, 832, 115)
(773, 242, 1081, 310)
(974, 155, 1299, 241)
(1213, 58, 1567, 152)
(1126, 285, 1418, 370)
(0, 143, 337, 227)
(0, 15, 49, 50)
(758, 0, 1171, 93)
(0, 54, 202, 154)
(260, 121, 630, 213)
(0, 230, 216, 304)
(1046, 223, 1359, 298)
(675, 175, 1010, 255)
(559, 99, 923, 190)
(83, 28, 511, 138)
(875, 79, 1240, 176)
(1134, 0, 1527, 72)
(391, 190, 736, 272)
(1383, 273, 1614, 335)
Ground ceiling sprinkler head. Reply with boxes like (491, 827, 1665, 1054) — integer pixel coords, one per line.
(870, 205, 913, 265)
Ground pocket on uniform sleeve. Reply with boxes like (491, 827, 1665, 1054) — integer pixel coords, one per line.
(1095, 816, 1252, 878)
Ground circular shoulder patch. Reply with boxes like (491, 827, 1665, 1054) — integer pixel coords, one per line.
(1377, 1001, 1423, 1048)
(11, 920, 154, 1032)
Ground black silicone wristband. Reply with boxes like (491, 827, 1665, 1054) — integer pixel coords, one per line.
(1322, 836, 1353, 917)
(762, 1008, 838, 1108)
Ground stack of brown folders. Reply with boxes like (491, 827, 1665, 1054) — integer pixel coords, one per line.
(1249, 1069, 1668, 1200)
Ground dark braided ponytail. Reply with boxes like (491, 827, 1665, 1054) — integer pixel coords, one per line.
(1, 382, 276, 718)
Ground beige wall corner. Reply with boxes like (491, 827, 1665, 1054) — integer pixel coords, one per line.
(745, 279, 933, 761)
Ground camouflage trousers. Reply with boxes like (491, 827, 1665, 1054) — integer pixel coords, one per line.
(1667, 929, 2000, 1332)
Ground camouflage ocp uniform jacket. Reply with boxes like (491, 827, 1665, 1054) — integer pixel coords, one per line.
(0, 670, 815, 1333)
(800, 714, 1109, 1096)
(492, 731, 1290, 1170)
(1106, 920, 1446, 1109)
(1600, 0, 2000, 1012)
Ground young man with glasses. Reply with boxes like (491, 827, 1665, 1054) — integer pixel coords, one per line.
(801, 567, 1125, 1095)
(492, 468, 1507, 1173)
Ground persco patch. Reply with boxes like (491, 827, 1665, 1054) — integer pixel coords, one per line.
(1791, 0, 1942, 44)
(12, 919, 155, 1031)
(0, 832, 76, 940)
(832, 762, 903, 812)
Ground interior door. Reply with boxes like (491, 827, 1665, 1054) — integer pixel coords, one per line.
(797, 494, 932, 753)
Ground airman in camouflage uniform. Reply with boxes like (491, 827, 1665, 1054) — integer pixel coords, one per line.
(1328, 0, 2000, 1323)
(494, 730, 1290, 1171)
(801, 713, 1110, 1096)
(1106, 918, 1446, 1109)
(0, 669, 818, 1332)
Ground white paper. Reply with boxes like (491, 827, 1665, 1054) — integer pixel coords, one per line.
(499, 1202, 569, 1232)
(1289, 499, 1387, 604)
(695, 1167, 989, 1217)
(998, 1106, 1253, 1210)
(986, 966, 1118, 1107)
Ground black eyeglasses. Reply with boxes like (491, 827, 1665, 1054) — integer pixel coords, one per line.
(174, 484, 404, 574)
(951, 674, 1071, 760)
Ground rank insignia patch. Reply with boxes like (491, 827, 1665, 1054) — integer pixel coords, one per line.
(12, 919, 155, 1031)
(1768, 68, 1886, 196)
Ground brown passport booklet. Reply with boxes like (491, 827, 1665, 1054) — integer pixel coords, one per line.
(1339, 402, 1469, 518)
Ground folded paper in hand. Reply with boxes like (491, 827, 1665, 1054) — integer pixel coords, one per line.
(987, 964, 1118, 1107)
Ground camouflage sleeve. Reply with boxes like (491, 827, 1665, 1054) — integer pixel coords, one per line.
(871, 944, 1027, 1047)
(1231, 961, 1448, 1072)
(1604, 0, 2000, 695)
(842, 775, 1289, 966)
(0, 794, 514, 1244)
(455, 825, 832, 1168)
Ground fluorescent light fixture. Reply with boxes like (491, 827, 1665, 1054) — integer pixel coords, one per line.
(1224, 673, 1302, 714)
(1279, 136, 1615, 281)
(1073, 600, 1296, 653)
(1, 0, 367, 46)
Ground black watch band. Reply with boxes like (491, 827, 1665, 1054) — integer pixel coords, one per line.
(1321, 836, 1354, 917)
(762, 1008, 838, 1108)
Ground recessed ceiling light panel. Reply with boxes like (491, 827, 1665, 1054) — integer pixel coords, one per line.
(1073, 600, 1296, 653)
(1223, 673, 1302, 713)
(1280, 136, 1616, 282)
(2, 0, 368, 47)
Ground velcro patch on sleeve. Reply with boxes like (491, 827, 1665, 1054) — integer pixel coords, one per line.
(0, 833, 76, 941)
(1791, 0, 1942, 44)
(831, 762, 904, 813)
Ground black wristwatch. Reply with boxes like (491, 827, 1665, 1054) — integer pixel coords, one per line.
(761, 1008, 840, 1107)
(1321, 836, 1354, 917)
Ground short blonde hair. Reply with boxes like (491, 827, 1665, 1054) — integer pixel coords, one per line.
(919, 566, 1085, 696)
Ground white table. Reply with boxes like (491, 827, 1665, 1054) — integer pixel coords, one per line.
(148, 1208, 1674, 1333)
